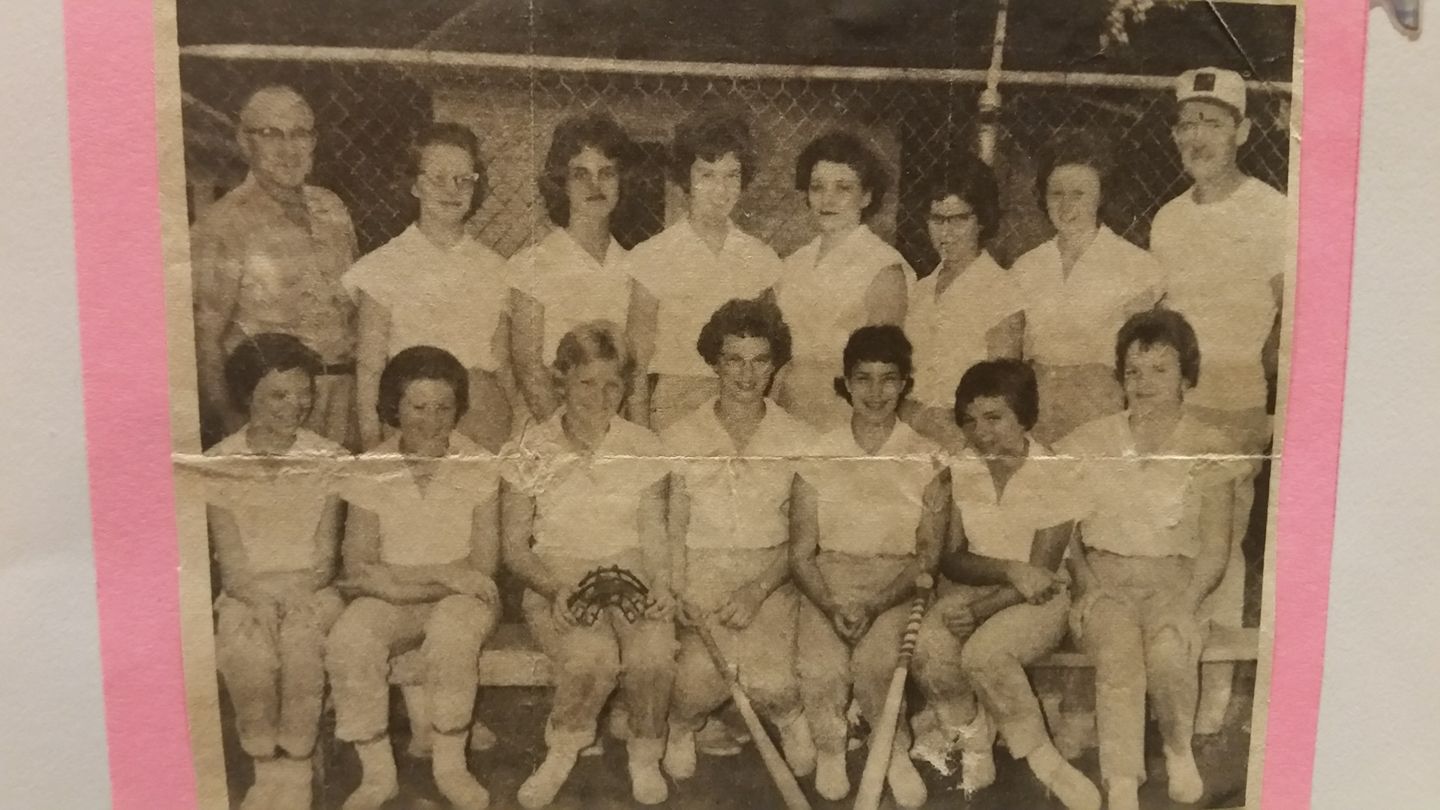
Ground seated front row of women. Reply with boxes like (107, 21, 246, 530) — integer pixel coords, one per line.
(207, 307, 1234, 810)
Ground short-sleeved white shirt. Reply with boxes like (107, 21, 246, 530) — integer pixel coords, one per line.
(805, 419, 941, 557)
(909, 251, 1023, 407)
(662, 399, 817, 550)
(629, 220, 783, 377)
(343, 432, 499, 567)
(502, 412, 668, 560)
(777, 225, 915, 370)
(949, 440, 1081, 563)
(343, 224, 510, 371)
(507, 228, 633, 362)
(1014, 226, 1162, 367)
(204, 427, 345, 574)
(1057, 411, 1243, 558)
(1151, 177, 1291, 411)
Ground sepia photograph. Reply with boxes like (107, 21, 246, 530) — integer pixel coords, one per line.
(159, 1, 1300, 808)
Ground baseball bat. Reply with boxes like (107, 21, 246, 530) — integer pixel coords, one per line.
(851, 574, 934, 810)
(692, 616, 813, 810)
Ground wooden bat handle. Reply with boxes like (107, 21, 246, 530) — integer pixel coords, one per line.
(852, 574, 934, 810)
(693, 616, 813, 810)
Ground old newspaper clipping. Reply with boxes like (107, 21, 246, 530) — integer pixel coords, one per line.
(157, 1, 1301, 807)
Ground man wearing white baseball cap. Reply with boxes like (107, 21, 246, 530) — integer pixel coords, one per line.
(1149, 66, 1292, 740)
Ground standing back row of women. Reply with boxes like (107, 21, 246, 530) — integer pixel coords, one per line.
(208, 291, 1239, 810)
(343, 108, 1181, 459)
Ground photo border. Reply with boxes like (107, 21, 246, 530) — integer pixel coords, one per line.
(63, 1, 1365, 807)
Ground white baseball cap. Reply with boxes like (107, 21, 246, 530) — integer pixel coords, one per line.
(1175, 67, 1247, 118)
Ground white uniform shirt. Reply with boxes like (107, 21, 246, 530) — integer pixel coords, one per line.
(343, 432, 499, 567)
(343, 224, 510, 371)
(204, 427, 344, 573)
(909, 251, 1022, 407)
(777, 225, 914, 370)
(805, 419, 941, 557)
(1014, 226, 1162, 367)
(949, 440, 1081, 563)
(507, 228, 632, 362)
(1151, 177, 1290, 411)
(503, 412, 668, 560)
(1057, 412, 1242, 558)
(628, 220, 783, 377)
(662, 399, 817, 550)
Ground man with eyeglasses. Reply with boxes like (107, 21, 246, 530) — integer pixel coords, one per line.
(191, 84, 359, 448)
(1149, 67, 1292, 734)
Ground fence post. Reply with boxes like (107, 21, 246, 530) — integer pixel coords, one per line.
(978, 0, 1010, 166)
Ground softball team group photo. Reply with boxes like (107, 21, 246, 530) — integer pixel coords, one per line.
(178, 20, 1293, 806)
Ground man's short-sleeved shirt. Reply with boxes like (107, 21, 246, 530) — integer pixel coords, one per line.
(502, 412, 668, 560)
(1151, 177, 1291, 411)
(909, 251, 1023, 407)
(662, 399, 816, 550)
(1014, 226, 1162, 367)
(190, 174, 358, 363)
(204, 426, 345, 573)
(344, 224, 510, 371)
(949, 441, 1081, 564)
(629, 220, 783, 378)
(507, 228, 632, 363)
(1057, 411, 1244, 558)
(342, 432, 499, 567)
(804, 420, 942, 557)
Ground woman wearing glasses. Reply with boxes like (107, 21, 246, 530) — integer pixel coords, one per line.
(345, 122, 515, 452)
(904, 155, 1023, 449)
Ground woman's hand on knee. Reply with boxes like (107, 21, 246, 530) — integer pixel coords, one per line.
(642, 588, 676, 622)
(715, 582, 765, 630)
(552, 585, 583, 627)
(436, 569, 500, 606)
(941, 602, 977, 640)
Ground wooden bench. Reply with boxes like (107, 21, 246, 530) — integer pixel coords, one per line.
(388, 622, 1260, 688)
(386, 622, 1258, 754)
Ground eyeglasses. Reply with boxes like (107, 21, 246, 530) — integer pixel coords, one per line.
(1171, 117, 1232, 136)
(420, 172, 481, 191)
(242, 126, 317, 144)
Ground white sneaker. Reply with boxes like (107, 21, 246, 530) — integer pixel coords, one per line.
(695, 715, 742, 756)
(778, 715, 817, 777)
(628, 738, 670, 805)
(887, 749, 928, 808)
(1165, 746, 1205, 803)
(663, 727, 697, 781)
(958, 708, 996, 794)
(815, 749, 850, 801)
(239, 758, 280, 810)
(1107, 778, 1142, 810)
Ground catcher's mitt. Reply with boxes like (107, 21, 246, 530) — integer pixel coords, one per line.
(566, 565, 655, 626)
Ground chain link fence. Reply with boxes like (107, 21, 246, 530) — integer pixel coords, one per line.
(178, 48, 1291, 273)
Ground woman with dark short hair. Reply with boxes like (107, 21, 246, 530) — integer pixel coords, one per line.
(1057, 309, 1241, 810)
(346, 122, 515, 453)
(790, 325, 945, 807)
(909, 359, 1100, 809)
(906, 154, 1024, 448)
(1013, 129, 1162, 446)
(325, 346, 501, 810)
(206, 333, 345, 810)
(509, 113, 646, 425)
(500, 322, 676, 807)
(659, 298, 817, 784)
(775, 131, 913, 431)
(628, 110, 784, 431)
